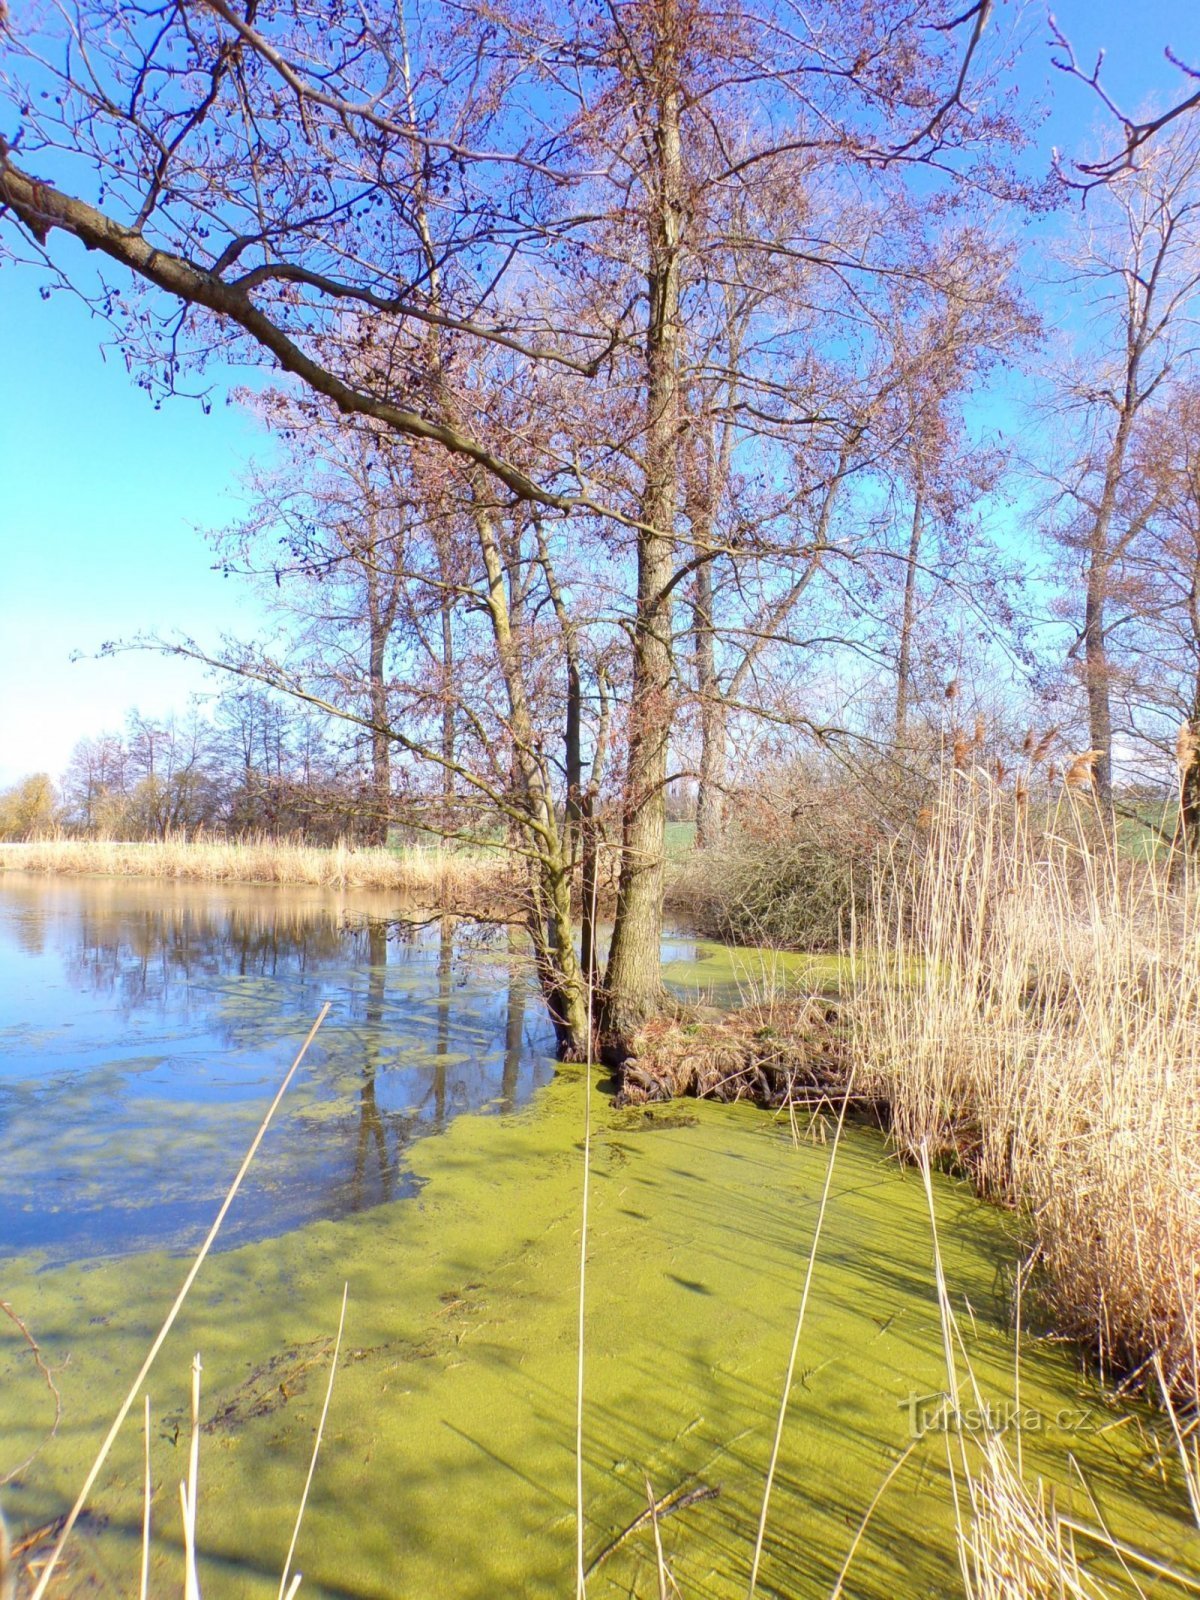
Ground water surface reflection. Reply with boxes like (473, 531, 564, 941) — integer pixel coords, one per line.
(0, 875, 554, 1262)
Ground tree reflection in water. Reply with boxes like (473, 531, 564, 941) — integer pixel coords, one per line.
(0, 876, 555, 1261)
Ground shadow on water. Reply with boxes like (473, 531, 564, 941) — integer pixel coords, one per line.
(0, 874, 554, 1262)
(0, 883, 1196, 1599)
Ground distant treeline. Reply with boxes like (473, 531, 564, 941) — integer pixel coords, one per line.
(0, 689, 403, 844)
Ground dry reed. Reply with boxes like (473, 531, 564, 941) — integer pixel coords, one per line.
(0, 834, 511, 906)
(849, 776, 1200, 1402)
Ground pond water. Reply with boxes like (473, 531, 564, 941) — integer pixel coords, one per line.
(0, 873, 1196, 1599)
(0, 874, 556, 1261)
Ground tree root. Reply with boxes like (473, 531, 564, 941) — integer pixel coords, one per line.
(614, 995, 850, 1109)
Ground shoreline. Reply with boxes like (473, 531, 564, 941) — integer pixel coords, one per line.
(0, 836, 515, 908)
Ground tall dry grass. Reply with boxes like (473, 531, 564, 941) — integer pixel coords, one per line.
(0, 834, 511, 905)
(849, 774, 1200, 1401)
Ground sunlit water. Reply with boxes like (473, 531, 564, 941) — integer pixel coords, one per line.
(0, 873, 556, 1260)
(1, 874, 1196, 1597)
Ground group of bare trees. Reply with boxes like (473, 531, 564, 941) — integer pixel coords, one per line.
(1042, 123, 1200, 822)
(39, 694, 370, 841)
(3, 0, 1200, 1044)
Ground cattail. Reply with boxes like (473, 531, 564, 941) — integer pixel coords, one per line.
(1176, 721, 1199, 778)
(1064, 750, 1100, 790)
(973, 713, 986, 749)
(1014, 775, 1029, 809)
(1031, 726, 1059, 765)
(952, 730, 970, 770)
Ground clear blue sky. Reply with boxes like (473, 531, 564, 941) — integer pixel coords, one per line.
(0, 0, 1196, 787)
(0, 270, 268, 784)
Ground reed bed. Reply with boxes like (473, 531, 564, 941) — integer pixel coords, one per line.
(0, 834, 512, 905)
(848, 775, 1200, 1402)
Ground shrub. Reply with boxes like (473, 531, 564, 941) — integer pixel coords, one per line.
(670, 766, 892, 950)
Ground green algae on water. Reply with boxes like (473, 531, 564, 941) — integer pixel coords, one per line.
(1, 1075, 1196, 1599)
(662, 937, 848, 1006)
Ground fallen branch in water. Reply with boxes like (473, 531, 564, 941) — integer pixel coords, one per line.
(8, 1516, 67, 1561)
(0, 1301, 64, 1486)
(584, 1483, 720, 1577)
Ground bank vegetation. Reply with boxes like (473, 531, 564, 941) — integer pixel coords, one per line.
(657, 762, 1200, 1416)
(0, 835, 513, 909)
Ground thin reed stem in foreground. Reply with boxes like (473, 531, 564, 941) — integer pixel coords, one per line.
(746, 1066, 857, 1600)
(278, 1282, 350, 1600)
(181, 1355, 201, 1600)
(28, 1004, 330, 1600)
(139, 1395, 151, 1600)
(575, 854, 601, 1600)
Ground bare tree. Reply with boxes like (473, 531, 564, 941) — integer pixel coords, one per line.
(1095, 384, 1200, 849)
(216, 406, 426, 843)
(1044, 124, 1200, 804)
(1, 0, 1032, 1047)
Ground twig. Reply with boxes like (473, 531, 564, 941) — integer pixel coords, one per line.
(8, 1518, 66, 1561)
(0, 1302, 64, 1486)
(584, 1484, 720, 1576)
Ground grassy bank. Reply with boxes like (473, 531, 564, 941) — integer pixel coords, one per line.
(0, 835, 513, 907)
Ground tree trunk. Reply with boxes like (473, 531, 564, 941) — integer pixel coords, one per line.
(1181, 737, 1200, 858)
(693, 554, 726, 847)
(564, 651, 583, 866)
(1080, 344, 1147, 810)
(534, 514, 584, 870)
(895, 483, 924, 747)
(601, 19, 684, 1044)
(501, 927, 525, 1111)
(696, 700, 727, 849)
(429, 367, 589, 1052)
(435, 916, 451, 1124)
(1177, 671, 1200, 860)
(440, 593, 455, 828)
(472, 492, 589, 1052)
(368, 621, 391, 846)
(580, 668, 610, 1002)
(1083, 556, 1114, 803)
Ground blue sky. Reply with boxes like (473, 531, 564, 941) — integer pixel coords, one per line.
(0, 0, 1197, 786)
(0, 268, 269, 784)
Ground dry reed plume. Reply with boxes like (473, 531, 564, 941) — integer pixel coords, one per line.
(0, 835, 512, 907)
(850, 776, 1200, 1402)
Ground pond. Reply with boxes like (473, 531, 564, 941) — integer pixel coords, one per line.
(0, 874, 555, 1261)
(0, 873, 1196, 1599)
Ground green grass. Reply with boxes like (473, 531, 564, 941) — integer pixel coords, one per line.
(664, 819, 697, 860)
